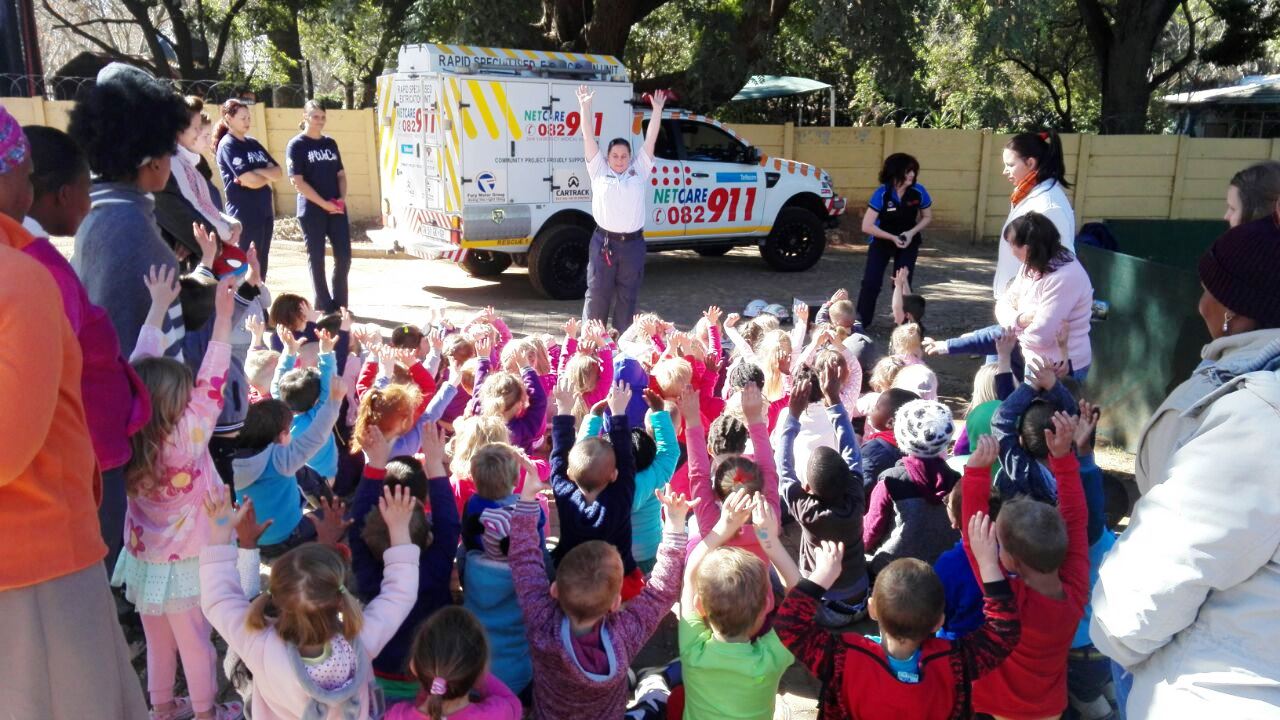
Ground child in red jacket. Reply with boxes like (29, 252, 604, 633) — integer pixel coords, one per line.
(763, 452, 1021, 720)
(961, 406, 1089, 720)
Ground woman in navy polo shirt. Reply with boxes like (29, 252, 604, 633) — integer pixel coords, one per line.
(215, 98, 282, 278)
(855, 152, 933, 329)
(287, 100, 350, 312)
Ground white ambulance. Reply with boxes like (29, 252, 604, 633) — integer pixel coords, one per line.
(374, 44, 845, 299)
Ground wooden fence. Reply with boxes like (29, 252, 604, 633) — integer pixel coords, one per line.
(6, 95, 1278, 239)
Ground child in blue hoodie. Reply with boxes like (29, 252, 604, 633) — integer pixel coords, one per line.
(991, 360, 1078, 505)
(231, 373, 343, 554)
(271, 325, 339, 500)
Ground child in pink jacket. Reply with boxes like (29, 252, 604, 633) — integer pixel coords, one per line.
(200, 484, 422, 720)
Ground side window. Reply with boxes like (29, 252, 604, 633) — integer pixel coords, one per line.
(676, 120, 750, 164)
(640, 118, 679, 160)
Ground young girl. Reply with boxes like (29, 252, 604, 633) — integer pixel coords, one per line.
(473, 349, 548, 455)
(112, 267, 241, 720)
(201, 483, 420, 720)
(757, 329, 793, 403)
(385, 607, 521, 720)
(447, 415, 549, 517)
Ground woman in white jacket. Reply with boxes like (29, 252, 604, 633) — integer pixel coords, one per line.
(994, 131, 1075, 299)
(1090, 218, 1280, 719)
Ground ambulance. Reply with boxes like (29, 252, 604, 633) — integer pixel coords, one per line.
(375, 44, 846, 299)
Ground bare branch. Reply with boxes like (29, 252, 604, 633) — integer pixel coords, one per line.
(211, 0, 252, 72)
(1149, 0, 1197, 89)
(40, 0, 152, 70)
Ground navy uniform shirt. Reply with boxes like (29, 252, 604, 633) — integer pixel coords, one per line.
(216, 133, 278, 219)
(285, 133, 344, 217)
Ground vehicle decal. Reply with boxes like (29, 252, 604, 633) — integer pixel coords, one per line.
(716, 172, 757, 183)
(466, 79, 501, 140)
(647, 225, 770, 238)
(441, 80, 464, 211)
(488, 81, 524, 140)
(412, 44, 627, 80)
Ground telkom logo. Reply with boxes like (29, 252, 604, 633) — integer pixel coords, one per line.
(476, 171, 497, 193)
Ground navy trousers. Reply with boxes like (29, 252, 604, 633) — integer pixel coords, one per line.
(583, 228, 646, 333)
(856, 236, 922, 329)
(237, 214, 274, 280)
(300, 210, 352, 312)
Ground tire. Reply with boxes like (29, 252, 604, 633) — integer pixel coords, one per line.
(529, 224, 591, 300)
(461, 250, 512, 277)
(760, 207, 827, 272)
(695, 244, 733, 257)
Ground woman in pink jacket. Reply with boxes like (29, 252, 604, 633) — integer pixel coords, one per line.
(995, 212, 1093, 378)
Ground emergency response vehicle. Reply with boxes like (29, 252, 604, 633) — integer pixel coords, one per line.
(374, 44, 846, 299)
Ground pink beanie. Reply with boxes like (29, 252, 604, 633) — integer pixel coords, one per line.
(0, 105, 29, 174)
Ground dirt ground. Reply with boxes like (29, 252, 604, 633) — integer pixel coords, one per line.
(58, 219, 1134, 718)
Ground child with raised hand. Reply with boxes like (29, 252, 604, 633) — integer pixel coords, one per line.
(509, 473, 693, 720)
(271, 326, 340, 498)
(991, 358, 1078, 506)
(580, 387, 681, 574)
(201, 483, 421, 720)
(114, 267, 242, 720)
(864, 399, 961, 575)
(778, 366, 869, 627)
(548, 376, 646, 597)
(676, 488, 794, 720)
(471, 336, 549, 454)
(348, 421, 460, 702)
(684, 382, 780, 565)
(232, 363, 346, 555)
(764, 452, 1023, 720)
(385, 607, 521, 720)
(963, 418, 1089, 720)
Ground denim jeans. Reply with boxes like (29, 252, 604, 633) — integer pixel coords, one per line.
(856, 236, 921, 328)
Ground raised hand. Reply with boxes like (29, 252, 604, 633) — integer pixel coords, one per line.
(245, 312, 265, 347)
(607, 379, 632, 416)
(475, 331, 493, 358)
(793, 301, 809, 327)
(703, 305, 723, 326)
(562, 317, 580, 340)
(967, 434, 998, 468)
(788, 376, 812, 419)
(360, 424, 391, 468)
(276, 325, 302, 356)
(420, 421, 447, 477)
(1075, 400, 1100, 451)
(643, 388, 665, 412)
(740, 381, 764, 423)
(317, 328, 338, 354)
(202, 485, 238, 546)
(718, 487, 755, 534)
(194, 222, 218, 267)
(576, 84, 594, 107)
(893, 266, 910, 289)
(1026, 358, 1057, 392)
(144, 264, 180, 311)
(244, 241, 261, 287)
(830, 288, 849, 303)
(676, 387, 702, 427)
(1045, 411, 1079, 458)
(650, 89, 669, 112)
(655, 483, 700, 532)
(378, 484, 417, 548)
(995, 327, 1018, 360)
(232, 497, 273, 549)
(967, 511, 1003, 582)
(554, 374, 577, 416)
(819, 360, 842, 406)
(809, 540, 845, 590)
(724, 312, 741, 329)
(308, 497, 353, 548)
(750, 493, 780, 547)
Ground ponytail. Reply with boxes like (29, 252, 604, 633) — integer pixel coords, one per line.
(1006, 131, 1072, 190)
(244, 591, 274, 632)
(214, 98, 249, 147)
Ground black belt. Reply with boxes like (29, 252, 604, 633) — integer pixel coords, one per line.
(596, 228, 643, 242)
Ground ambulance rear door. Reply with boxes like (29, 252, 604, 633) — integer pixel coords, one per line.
(390, 74, 454, 250)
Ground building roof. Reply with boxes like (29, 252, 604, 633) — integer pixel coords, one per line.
(1160, 75, 1280, 106)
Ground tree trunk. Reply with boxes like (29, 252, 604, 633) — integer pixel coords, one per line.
(267, 3, 305, 106)
(1097, 47, 1153, 134)
(1076, 0, 1180, 134)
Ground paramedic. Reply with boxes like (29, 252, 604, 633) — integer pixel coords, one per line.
(287, 100, 350, 312)
(855, 152, 933, 329)
(578, 84, 667, 333)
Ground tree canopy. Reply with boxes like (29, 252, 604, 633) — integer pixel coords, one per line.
(33, 0, 1280, 133)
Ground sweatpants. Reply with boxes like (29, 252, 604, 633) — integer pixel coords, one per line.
(300, 210, 352, 312)
(140, 605, 219, 712)
(583, 227, 646, 333)
(237, 214, 274, 280)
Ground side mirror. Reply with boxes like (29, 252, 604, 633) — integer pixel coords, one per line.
(746, 146, 761, 164)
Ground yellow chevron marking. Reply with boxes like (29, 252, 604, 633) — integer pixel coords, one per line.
(450, 78, 478, 140)
(500, 47, 519, 59)
(521, 48, 539, 61)
(481, 47, 499, 58)
(489, 81, 523, 140)
(467, 79, 501, 140)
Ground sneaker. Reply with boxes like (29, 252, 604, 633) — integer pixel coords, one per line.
(211, 702, 244, 720)
(149, 697, 194, 720)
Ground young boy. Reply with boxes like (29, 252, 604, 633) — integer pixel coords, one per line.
(232, 377, 344, 554)
(778, 366, 868, 627)
(934, 484, 984, 640)
(272, 325, 339, 502)
(963, 414, 1089, 719)
(580, 389, 681, 574)
(860, 387, 919, 494)
(510, 473, 691, 720)
(678, 488, 794, 720)
(864, 399, 960, 575)
(460, 442, 544, 555)
(347, 422, 460, 701)
(548, 376, 643, 595)
(763, 445, 1021, 720)
(244, 347, 280, 404)
(991, 359, 1078, 505)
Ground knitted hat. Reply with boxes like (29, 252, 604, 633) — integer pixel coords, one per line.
(0, 105, 29, 174)
(1198, 218, 1280, 328)
(894, 399, 955, 458)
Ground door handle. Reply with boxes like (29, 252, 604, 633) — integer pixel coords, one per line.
(691, 172, 709, 178)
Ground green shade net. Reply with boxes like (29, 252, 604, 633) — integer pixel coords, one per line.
(731, 75, 832, 102)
